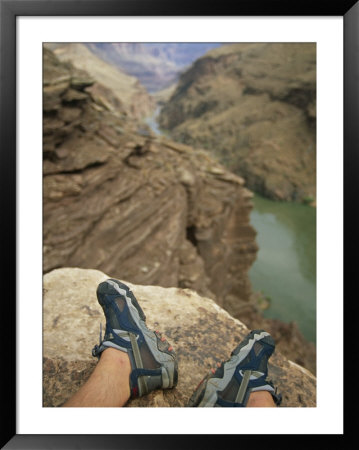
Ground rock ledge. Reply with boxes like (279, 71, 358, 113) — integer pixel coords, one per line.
(43, 268, 316, 407)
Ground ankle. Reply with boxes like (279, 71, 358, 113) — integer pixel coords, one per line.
(247, 390, 276, 407)
(101, 347, 131, 371)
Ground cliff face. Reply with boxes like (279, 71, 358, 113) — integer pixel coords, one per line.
(43, 268, 316, 407)
(159, 43, 316, 203)
(45, 43, 155, 120)
(43, 47, 257, 310)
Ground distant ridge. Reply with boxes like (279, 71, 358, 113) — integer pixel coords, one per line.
(159, 43, 316, 203)
(86, 43, 222, 92)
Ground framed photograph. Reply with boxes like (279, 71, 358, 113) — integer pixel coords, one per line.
(1, 0, 356, 447)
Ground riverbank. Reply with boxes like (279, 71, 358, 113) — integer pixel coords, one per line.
(143, 106, 317, 355)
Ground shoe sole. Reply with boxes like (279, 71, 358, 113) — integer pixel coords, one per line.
(188, 330, 274, 407)
(97, 279, 178, 390)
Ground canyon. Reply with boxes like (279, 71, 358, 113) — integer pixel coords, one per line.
(43, 46, 257, 315)
(86, 43, 221, 92)
(159, 43, 316, 203)
(43, 45, 316, 395)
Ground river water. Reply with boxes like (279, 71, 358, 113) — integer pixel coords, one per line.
(144, 106, 167, 136)
(249, 195, 316, 343)
(143, 110, 316, 343)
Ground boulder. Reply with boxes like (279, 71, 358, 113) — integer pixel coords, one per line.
(43, 268, 316, 407)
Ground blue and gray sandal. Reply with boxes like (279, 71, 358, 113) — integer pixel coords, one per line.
(92, 279, 178, 399)
(187, 329, 282, 407)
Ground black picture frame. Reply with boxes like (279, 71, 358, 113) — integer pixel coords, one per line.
(1, 0, 356, 447)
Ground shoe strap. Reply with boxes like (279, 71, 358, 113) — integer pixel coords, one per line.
(215, 369, 280, 407)
(128, 331, 148, 396)
(235, 369, 252, 404)
(129, 368, 162, 398)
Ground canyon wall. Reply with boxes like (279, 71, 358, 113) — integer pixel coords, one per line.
(159, 43, 316, 203)
(43, 47, 257, 310)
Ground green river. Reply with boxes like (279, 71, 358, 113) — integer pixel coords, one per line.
(144, 111, 316, 344)
(249, 195, 316, 343)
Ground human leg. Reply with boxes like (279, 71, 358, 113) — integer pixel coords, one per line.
(187, 329, 281, 407)
(63, 348, 131, 407)
(247, 390, 276, 407)
(62, 280, 278, 408)
(63, 279, 178, 407)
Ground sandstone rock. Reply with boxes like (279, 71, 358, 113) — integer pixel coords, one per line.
(43, 268, 316, 407)
(58, 106, 82, 124)
(43, 82, 70, 111)
(70, 72, 95, 90)
(62, 88, 89, 103)
(43, 48, 71, 87)
(44, 43, 155, 120)
(43, 48, 258, 312)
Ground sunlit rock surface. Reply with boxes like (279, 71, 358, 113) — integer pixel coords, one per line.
(43, 268, 316, 407)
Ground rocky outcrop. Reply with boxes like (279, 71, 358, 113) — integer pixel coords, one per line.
(43, 268, 316, 407)
(159, 43, 316, 203)
(45, 43, 155, 120)
(43, 47, 257, 311)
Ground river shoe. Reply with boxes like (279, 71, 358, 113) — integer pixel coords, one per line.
(92, 279, 178, 398)
(187, 329, 282, 407)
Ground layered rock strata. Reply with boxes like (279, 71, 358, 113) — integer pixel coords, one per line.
(43, 268, 316, 407)
(44, 43, 155, 119)
(159, 43, 316, 203)
(43, 47, 257, 312)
